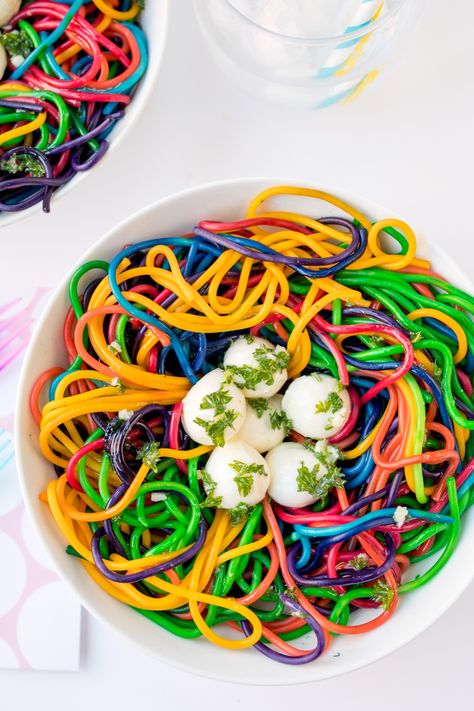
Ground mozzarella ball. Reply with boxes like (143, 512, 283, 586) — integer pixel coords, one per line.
(0, 43, 6, 80)
(181, 368, 246, 446)
(203, 439, 271, 509)
(0, 1, 21, 27)
(282, 374, 350, 439)
(223, 335, 289, 399)
(266, 440, 340, 508)
(238, 394, 288, 453)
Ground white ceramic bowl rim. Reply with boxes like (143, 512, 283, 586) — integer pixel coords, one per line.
(0, 1, 169, 230)
(15, 177, 474, 685)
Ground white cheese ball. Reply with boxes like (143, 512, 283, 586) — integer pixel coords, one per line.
(238, 394, 288, 453)
(0, 43, 6, 80)
(0, 1, 21, 27)
(266, 440, 340, 508)
(181, 368, 246, 446)
(223, 335, 289, 399)
(203, 439, 271, 509)
(282, 374, 350, 439)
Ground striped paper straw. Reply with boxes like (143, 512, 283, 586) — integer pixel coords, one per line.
(319, 0, 384, 78)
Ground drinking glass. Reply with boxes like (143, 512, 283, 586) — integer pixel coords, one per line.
(195, 0, 423, 108)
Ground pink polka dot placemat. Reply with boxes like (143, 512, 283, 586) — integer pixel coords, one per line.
(0, 291, 81, 671)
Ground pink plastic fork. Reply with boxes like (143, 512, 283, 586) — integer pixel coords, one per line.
(0, 298, 34, 371)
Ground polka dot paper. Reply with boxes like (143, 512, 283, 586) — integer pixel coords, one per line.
(0, 291, 81, 671)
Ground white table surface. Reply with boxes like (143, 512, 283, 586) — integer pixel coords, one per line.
(2, 0, 474, 707)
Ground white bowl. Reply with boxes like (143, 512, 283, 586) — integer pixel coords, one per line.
(0, 1, 169, 228)
(15, 178, 474, 684)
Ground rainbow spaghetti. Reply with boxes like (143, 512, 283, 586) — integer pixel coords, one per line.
(0, 0, 147, 214)
(31, 185, 474, 664)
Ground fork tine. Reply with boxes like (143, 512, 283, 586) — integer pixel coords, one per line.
(0, 298, 22, 317)
(0, 297, 35, 372)
(0, 338, 28, 371)
(0, 319, 32, 353)
(0, 308, 31, 335)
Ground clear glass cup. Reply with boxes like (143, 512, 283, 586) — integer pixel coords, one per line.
(194, 0, 423, 108)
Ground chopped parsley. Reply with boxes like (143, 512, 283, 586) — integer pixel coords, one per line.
(229, 459, 266, 497)
(137, 441, 161, 473)
(194, 409, 238, 447)
(269, 408, 293, 433)
(371, 580, 394, 611)
(315, 391, 344, 415)
(199, 383, 233, 415)
(368, 335, 386, 348)
(244, 334, 255, 344)
(201, 469, 216, 491)
(233, 472, 253, 497)
(296, 460, 345, 500)
(247, 398, 293, 432)
(411, 331, 423, 344)
(0, 30, 33, 59)
(229, 460, 267, 478)
(229, 502, 254, 526)
(225, 345, 290, 392)
(348, 553, 369, 571)
(303, 440, 340, 466)
(111, 377, 126, 394)
(248, 398, 269, 418)
(1, 154, 45, 178)
(200, 491, 223, 509)
(200, 469, 223, 509)
(432, 360, 443, 383)
(108, 340, 122, 355)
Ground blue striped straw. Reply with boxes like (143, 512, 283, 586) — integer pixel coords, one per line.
(319, 0, 384, 79)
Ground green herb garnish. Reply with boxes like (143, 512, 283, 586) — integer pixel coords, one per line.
(368, 335, 386, 348)
(1, 154, 45, 178)
(225, 345, 289, 392)
(199, 383, 233, 415)
(348, 554, 369, 571)
(248, 398, 269, 418)
(194, 409, 238, 447)
(229, 460, 267, 478)
(200, 492, 223, 509)
(315, 391, 344, 415)
(0, 30, 33, 59)
(371, 580, 394, 611)
(201, 469, 216, 492)
(112, 378, 126, 394)
(296, 461, 345, 500)
(233, 474, 253, 497)
(303, 440, 340, 466)
(229, 502, 254, 526)
(269, 408, 293, 433)
(432, 360, 443, 383)
(137, 441, 161, 473)
(200, 469, 223, 509)
(229, 459, 266, 497)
